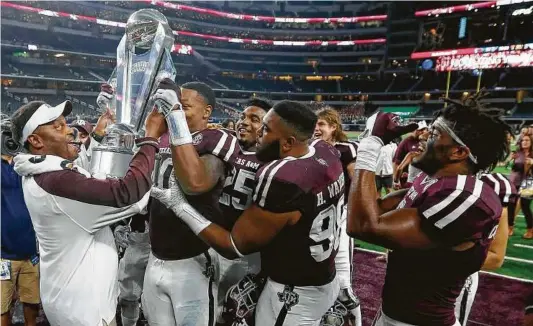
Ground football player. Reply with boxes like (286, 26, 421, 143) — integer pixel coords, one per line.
(152, 100, 345, 325)
(116, 212, 151, 326)
(454, 172, 517, 325)
(217, 97, 271, 324)
(314, 107, 362, 326)
(347, 95, 511, 326)
(142, 79, 238, 326)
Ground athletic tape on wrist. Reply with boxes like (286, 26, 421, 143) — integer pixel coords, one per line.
(166, 110, 192, 146)
(354, 136, 383, 172)
(181, 204, 212, 235)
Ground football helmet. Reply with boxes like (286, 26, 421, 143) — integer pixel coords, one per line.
(221, 273, 266, 326)
(1, 116, 21, 157)
(320, 299, 349, 326)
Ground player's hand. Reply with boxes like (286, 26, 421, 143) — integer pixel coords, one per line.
(338, 288, 362, 326)
(150, 178, 187, 215)
(363, 111, 418, 145)
(151, 78, 182, 117)
(393, 180, 401, 190)
(145, 108, 168, 139)
(96, 83, 114, 112)
(114, 225, 131, 249)
(94, 109, 115, 137)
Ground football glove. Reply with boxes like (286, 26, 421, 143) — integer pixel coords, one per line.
(96, 83, 114, 112)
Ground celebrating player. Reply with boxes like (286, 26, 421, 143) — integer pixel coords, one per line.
(347, 95, 511, 326)
(454, 172, 517, 325)
(152, 100, 345, 325)
(217, 97, 271, 324)
(143, 79, 238, 326)
(313, 107, 362, 326)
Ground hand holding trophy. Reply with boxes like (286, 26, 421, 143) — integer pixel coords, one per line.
(90, 9, 176, 179)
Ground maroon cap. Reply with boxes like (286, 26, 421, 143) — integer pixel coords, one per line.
(70, 119, 93, 134)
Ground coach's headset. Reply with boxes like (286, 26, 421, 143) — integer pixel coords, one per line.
(0, 115, 21, 157)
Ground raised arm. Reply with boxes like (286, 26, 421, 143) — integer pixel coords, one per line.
(31, 108, 167, 233)
(151, 78, 235, 195)
(171, 147, 225, 195)
(34, 138, 159, 233)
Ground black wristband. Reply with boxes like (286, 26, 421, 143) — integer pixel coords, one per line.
(91, 131, 105, 143)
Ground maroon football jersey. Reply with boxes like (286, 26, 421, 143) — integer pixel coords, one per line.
(253, 140, 345, 286)
(334, 141, 357, 198)
(480, 172, 517, 207)
(383, 173, 502, 325)
(219, 149, 264, 229)
(150, 129, 238, 260)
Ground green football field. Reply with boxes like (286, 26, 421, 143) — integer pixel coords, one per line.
(346, 131, 533, 281)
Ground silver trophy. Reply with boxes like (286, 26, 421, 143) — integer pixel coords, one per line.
(91, 9, 176, 178)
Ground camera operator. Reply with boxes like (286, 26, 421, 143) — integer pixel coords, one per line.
(0, 116, 40, 326)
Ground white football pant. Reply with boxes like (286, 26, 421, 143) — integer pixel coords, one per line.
(335, 208, 353, 290)
(454, 272, 479, 326)
(142, 250, 219, 326)
(335, 207, 362, 326)
(216, 253, 261, 322)
(118, 232, 151, 326)
(255, 277, 339, 326)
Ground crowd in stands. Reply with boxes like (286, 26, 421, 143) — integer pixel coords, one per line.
(16, 1, 387, 43)
(103, 0, 388, 30)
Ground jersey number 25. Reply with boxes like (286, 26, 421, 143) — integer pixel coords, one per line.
(220, 169, 256, 210)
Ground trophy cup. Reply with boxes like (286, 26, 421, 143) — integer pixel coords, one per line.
(90, 9, 176, 178)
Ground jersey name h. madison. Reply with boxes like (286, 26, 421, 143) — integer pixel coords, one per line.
(253, 140, 345, 286)
(219, 149, 264, 229)
(150, 129, 238, 260)
(383, 173, 502, 325)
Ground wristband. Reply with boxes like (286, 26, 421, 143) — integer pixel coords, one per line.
(91, 131, 105, 143)
(230, 235, 245, 258)
(354, 136, 383, 172)
(166, 110, 192, 146)
(180, 203, 212, 235)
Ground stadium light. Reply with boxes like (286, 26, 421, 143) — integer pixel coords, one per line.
(0, 2, 386, 48)
(415, 2, 497, 17)
(54, 53, 65, 57)
(144, 0, 388, 24)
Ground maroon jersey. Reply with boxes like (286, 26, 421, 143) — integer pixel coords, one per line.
(150, 129, 238, 260)
(334, 141, 357, 197)
(383, 173, 502, 325)
(219, 149, 264, 229)
(480, 173, 517, 207)
(393, 136, 420, 165)
(253, 140, 344, 286)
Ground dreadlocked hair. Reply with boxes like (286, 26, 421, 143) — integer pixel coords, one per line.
(437, 91, 512, 173)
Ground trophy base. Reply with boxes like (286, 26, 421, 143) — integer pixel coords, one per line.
(90, 147, 134, 179)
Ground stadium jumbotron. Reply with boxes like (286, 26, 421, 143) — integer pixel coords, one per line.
(1, 1, 532, 326)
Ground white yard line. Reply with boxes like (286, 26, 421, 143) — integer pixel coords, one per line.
(514, 243, 533, 250)
(504, 256, 533, 264)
